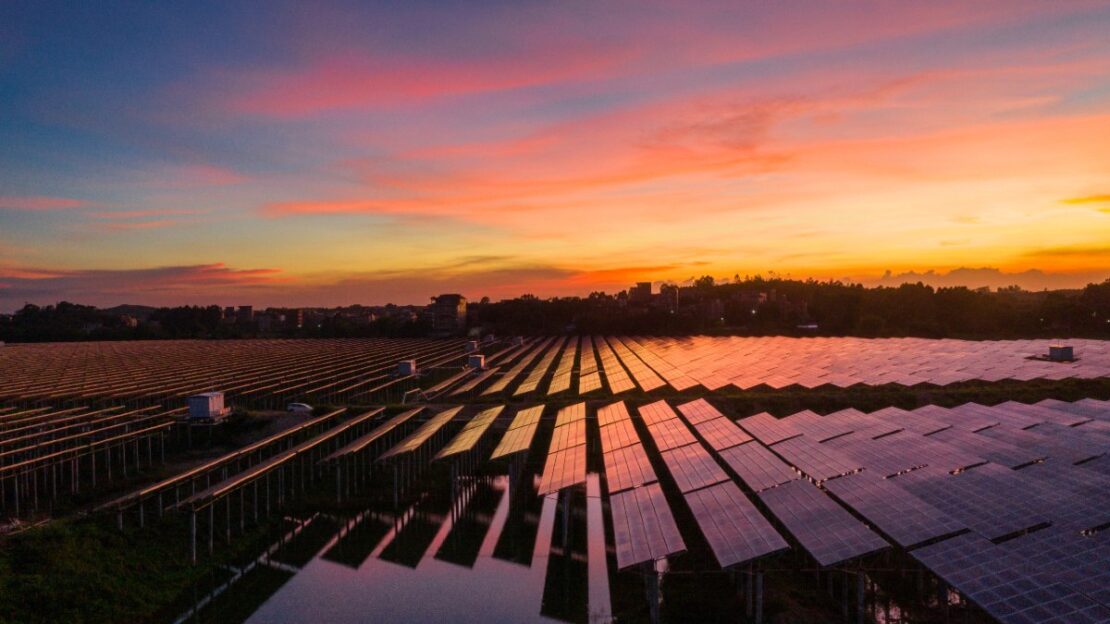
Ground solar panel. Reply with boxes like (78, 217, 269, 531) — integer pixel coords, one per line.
(555, 402, 587, 428)
(895, 464, 1052, 540)
(609, 483, 686, 570)
(434, 405, 505, 460)
(980, 424, 1103, 464)
(737, 412, 800, 445)
(928, 427, 1043, 468)
(822, 434, 925, 478)
(644, 417, 698, 452)
(660, 443, 730, 493)
(379, 406, 464, 460)
(489, 405, 545, 460)
(872, 406, 951, 436)
(1001, 527, 1110, 608)
(639, 400, 679, 426)
(692, 417, 752, 451)
(771, 435, 862, 482)
(782, 410, 855, 442)
(676, 398, 725, 425)
(550, 418, 586, 453)
(718, 442, 799, 492)
(489, 423, 540, 461)
(911, 532, 1106, 624)
(684, 482, 788, 568)
(597, 401, 632, 427)
(603, 444, 657, 494)
(823, 472, 965, 548)
(599, 418, 640, 453)
(537, 444, 587, 495)
(758, 479, 888, 567)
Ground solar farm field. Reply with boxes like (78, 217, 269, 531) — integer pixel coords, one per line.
(4, 337, 1109, 410)
(2, 336, 1109, 624)
(0, 338, 468, 407)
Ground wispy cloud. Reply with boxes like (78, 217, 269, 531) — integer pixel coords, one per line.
(0, 196, 92, 211)
(871, 267, 1109, 290)
(1061, 194, 1110, 204)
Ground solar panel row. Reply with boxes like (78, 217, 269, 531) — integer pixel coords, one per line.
(597, 401, 684, 570)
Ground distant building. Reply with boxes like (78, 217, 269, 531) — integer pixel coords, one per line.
(657, 284, 680, 312)
(119, 314, 139, 328)
(256, 313, 274, 332)
(429, 294, 467, 335)
(237, 306, 254, 323)
(629, 282, 652, 304)
(704, 298, 725, 322)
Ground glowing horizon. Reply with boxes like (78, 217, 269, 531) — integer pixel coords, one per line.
(2, 2, 1109, 310)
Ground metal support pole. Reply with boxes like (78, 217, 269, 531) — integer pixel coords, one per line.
(755, 569, 764, 624)
(190, 511, 197, 564)
(746, 565, 754, 617)
(857, 570, 865, 624)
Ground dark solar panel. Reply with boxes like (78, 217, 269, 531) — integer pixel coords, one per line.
(771, 435, 862, 482)
(684, 482, 788, 568)
(928, 427, 1044, 468)
(692, 417, 752, 451)
(823, 472, 965, 548)
(718, 442, 799, 492)
(609, 483, 686, 570)
(911, 532, 1107, 624)
(736, 412, 801, 445)
(757, 479, 888, 567)
(895, 464, 1052, 540)
(660, 443, 730, 493)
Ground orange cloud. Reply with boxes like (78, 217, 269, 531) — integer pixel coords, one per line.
(1062, 194, 1110, 204)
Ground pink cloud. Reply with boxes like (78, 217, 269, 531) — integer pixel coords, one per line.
(88, 208, 209, 219)
(220, 45, 633, 118)
(92, 219, 187, 231)
(0, 196, 91, 211)
(0, 263, 291, 310)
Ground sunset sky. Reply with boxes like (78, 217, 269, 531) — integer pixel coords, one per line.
(2, 1, 1109, 310)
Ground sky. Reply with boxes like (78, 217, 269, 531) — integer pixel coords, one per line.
(1, 1, 1109, 310)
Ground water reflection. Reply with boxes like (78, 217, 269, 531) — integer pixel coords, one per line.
(237, 471, 599, 624)
(178, 463, 979, 624)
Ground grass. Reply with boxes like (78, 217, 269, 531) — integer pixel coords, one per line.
(0, 515, 279, 624)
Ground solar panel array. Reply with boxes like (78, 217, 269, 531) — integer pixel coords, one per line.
(434, 405, 505, 460)
(913, 532, 1109, 624)
(609, 483, 686, 570)
(545, 339, 578, 396)
(537, 402, 588, 495)
(0, 338, 470, 406)
(513, 337, 567, 396)
(489, 405, 544, 460)
(630, 336, 1110, 390)
(822, 471, 965, 548)
(379, 406, 464, 460)
(432, 337, 1110, 398)
(748, 397, 1110, 615)
(598, 401, 684, 569)
(757, 479, 889, 567)
(577, 337, 603, 395)
(642, 400, 790, 568)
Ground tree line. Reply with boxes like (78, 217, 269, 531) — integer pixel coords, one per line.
(2, 278, 1108, 342)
